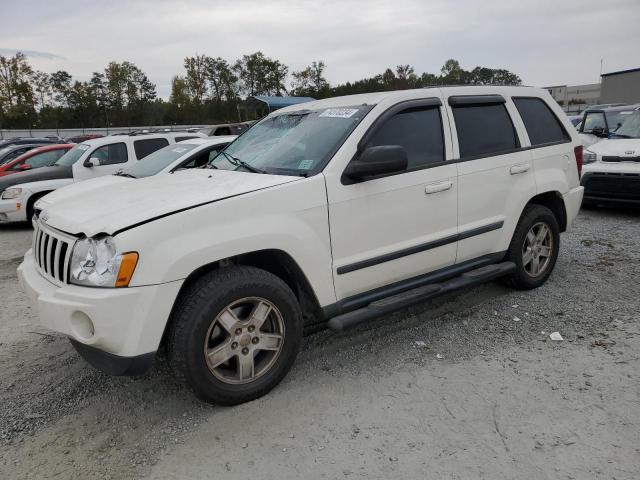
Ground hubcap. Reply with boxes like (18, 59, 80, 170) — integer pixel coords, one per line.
(522, 221, 553, 277)
(203, 297, 285, 385)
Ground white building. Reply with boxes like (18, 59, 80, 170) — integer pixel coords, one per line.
(544, 84, 601, 113)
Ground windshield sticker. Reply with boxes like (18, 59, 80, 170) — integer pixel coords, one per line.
(172, 147, 187, 153)
(78, 145, 90, 151)
(319, 108, 359, 119)
(298, 159, 314, 170)
(619, 111, 633, 115)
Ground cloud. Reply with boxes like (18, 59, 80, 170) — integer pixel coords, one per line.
(0, 0, 639, 99)
(0, 48, 66, 60)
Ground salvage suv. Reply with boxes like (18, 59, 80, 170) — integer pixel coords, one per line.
(18, 86, 584, 405)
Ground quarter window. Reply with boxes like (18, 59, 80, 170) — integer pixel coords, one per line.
(513, 97, 570, 145)
(452, 103, 519, 158)
(133, 138, 170, 160)
(90, 143, 128, 166)
(366, 106, 444, 170)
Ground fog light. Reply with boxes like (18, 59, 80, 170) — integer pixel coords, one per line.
(70, 311, 95, 340)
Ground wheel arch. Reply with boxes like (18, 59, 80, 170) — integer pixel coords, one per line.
(526, 190, 567, 232)
(159, 249, 323, 351)
(26, 190, 54, 220)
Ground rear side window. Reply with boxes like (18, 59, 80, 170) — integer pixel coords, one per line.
(134, 138, 170, 160)
(513, 97, 570, 146)
(90, 143, 128, 165)
(366, 106, 444, 170)
(452, 103, 519, 158)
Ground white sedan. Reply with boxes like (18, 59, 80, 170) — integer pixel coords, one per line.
(34, 136, 237, 206)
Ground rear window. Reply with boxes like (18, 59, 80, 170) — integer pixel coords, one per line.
(452, 103, 519, 158)
(513, 97, 570, 146)
(133, 138, 170, 160)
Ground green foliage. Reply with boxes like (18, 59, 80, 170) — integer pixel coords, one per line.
(0, 52, 522, 128)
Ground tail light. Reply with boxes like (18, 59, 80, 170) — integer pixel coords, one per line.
(573, 145, 583, 177)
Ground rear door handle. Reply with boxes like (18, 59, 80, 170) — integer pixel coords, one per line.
(510, 163, 530, 175)
(425, 181, 453, 194)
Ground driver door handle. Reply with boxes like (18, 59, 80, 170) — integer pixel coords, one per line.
(425, 181, 453, 194)
(510, 163, 530, 175)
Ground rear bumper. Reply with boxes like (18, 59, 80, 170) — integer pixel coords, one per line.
(563, 186, 584, 230)
(581, 172, 640, 204)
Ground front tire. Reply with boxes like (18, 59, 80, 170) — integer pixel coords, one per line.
(167, 266, 302, 405)
(503, 204, 560, 290)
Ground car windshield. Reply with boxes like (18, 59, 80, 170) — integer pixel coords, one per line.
(209, 105, 371, 176)
(55, 143, 91, 166)
(612, 111, 640, 139)
(606, 110, 635, 132)
(125, 143, 199, 177)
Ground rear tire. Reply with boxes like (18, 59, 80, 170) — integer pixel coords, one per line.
(167, 266, 302, 405)
(503, 204, 560, 290)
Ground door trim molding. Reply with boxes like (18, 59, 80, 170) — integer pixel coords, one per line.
(336, 221, 504, 275)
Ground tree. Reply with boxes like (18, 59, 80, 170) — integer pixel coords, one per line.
(291, 61, 329, 96)
(49, 70, 73, 108)
(205, 56, 238, 102)
(184, 55, 208, 103)
(31, 71, 51, 110)
(0, 52, 34, 107)
(234, 52, 288, 96)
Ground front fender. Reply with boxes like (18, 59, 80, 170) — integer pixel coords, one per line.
(115, 175, 337, 307)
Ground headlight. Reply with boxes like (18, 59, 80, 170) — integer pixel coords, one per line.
(583, 150, 597, 164)
(1, 187, 23, 200)
(70, 236, 138, 288)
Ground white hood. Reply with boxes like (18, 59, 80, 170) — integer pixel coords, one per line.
(586, 138, 640, 157)
(36, 169, 300, 237)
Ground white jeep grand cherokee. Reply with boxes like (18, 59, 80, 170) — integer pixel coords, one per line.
(18, 86, 584, 405)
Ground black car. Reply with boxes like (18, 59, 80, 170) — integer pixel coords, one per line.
(0, 137, 60, 149)
(0, 144, 46, 166)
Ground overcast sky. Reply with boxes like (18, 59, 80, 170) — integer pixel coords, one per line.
(1, 0, 639, 99)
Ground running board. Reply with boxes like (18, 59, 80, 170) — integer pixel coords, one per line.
(327, 261, 516, 333)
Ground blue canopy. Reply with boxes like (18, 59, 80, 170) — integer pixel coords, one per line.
(248, 96, 315, 112)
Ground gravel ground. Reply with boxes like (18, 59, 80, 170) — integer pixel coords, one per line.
(0, 207, 639, 479)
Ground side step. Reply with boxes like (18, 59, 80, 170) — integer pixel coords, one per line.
(327, 261, 515, 333)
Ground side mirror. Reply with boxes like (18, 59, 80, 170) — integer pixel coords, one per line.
(83, 157, 100, 168)
(343, 145, 408, 183)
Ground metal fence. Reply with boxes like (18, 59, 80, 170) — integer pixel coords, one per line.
(0, 125, 210, 140)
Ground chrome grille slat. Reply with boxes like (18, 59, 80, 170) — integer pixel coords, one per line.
(32, 220, 76, 285)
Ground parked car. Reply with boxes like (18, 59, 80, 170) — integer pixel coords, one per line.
(199, 121, 255, 136)
(0, 144, 74, 177)
(0, 137, 61, 148)
(0, 132, 205, 223)
(0, 144, 46, 167)
(64, 134, 104, 143)
(582, 110, 640, 205)
(47, 137, 237, 197)
(578, 104, 640, 148)
(18, 86, 583, 405)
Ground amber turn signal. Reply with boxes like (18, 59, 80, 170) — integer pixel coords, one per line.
(115, 252, 139, 288)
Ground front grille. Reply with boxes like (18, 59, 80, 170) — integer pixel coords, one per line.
(583, 172, 640, 200)
(602, 155, 640, 163)
(32, 220, 75, 284)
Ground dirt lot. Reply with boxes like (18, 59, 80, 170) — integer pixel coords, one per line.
(1, 208, 639, 480)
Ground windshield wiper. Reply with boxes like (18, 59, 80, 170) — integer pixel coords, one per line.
(221, 151, 268, 174)
(113, 171, 137, 178)
(610, 133, 633, 139)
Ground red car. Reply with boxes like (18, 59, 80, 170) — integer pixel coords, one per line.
(0, 143, 75, 177)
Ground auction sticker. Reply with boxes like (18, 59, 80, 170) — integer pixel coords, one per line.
(78, 145, 90, 150)
(319, 108, 359, 118)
